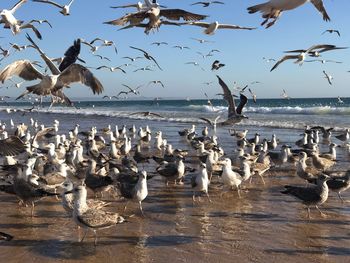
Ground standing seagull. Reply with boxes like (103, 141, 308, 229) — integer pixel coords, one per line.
(323, 70, 333, 85)
(71, 185, 125, 245)
(247, 0, 330, 28)
(32, 0, 75, 16)
(129, 46, 163, 70)
(281, 174, 330, 218)
(191, 163, 211, 202)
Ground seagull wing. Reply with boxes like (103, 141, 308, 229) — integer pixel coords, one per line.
(149, 112, 164, 118)
(32, 0, 63, 9)
(199, 117, 214, 126)
(0, 136, 25, 156)
(104, 12, 148, 26)
(160, 9, 208, 21)
(283, 49, 307, 53)
(236, 93, 248, 115)
(10, 0, 27, 14)
(0, 60, 43, 83)
(26, 33, 60, 75)
(270, 55, 299, 71)
(57, 64, 104, 94)
(89, 38, 103, 45)
(217, 24, 256, 30)
(129, 46, 147, 56)
(216, 75, 237, 117)
(310, 0, 331, 21)
(20, 23, 42, 40)
(187, 22, 209, 28)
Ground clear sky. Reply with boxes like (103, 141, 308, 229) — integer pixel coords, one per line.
(1, 0, 350, 99)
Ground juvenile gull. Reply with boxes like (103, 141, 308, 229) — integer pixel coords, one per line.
(281, 174, 330, 218)
(71, 185, 125, 245)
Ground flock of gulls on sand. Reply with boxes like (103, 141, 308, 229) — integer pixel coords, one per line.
(0, 0, 349, 245)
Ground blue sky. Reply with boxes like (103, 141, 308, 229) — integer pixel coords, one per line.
(1, 0, 350, 99)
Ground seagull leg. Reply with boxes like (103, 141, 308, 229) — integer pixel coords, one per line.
(123, 201, 129, 212)
(139, 201, 145, 217)
(205, 192, 212, 203)
(337, 192, 345, 203)
(259, 174, 266, 185)
(307, 207, 311, 219)
(80, 229, 88, 243)
(192, 192, 196, 203)
(31, 202, 35, 217)
(237, 187, 241, 198)
(93, 230, 98, 246)
(315, 206, 327, 218)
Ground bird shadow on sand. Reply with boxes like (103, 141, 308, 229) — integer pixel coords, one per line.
(266, 245, 350, 256)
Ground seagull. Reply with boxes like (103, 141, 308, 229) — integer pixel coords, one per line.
(0, 34, 103, 105)
(110, 1, 167, 11)
(248, 88, 257, 103)
(104, 6, 207, 34)
(129, 46, 163, 70)
(151, 41, 168, 46)
(270, 44, 346, 71)
(185, 61, 205, 71)
(96, 65, 126, 74)
(148, 80, 165, 88)
(323, 70, 333, 85)
(247, 0, 331, 28)
(337, 96, 344, 104)
(59, 38, 85, 72)
(10, 43, 34, 52)
(0, 0, 42, 39)
(262, 57, 276, 63)
(130, 111, 164, 118)
(211, 60, 225, 71)
(322, 29, 340, 37)
(102, 95, 118, 100)
(304, 59, 342, 64)
(191, 38, 214, 43)
(70, 185, 125, 245)
(117, 84, 142, 96)
(185, 21, 256, 35)
(281, 89, 290, 99)
(32, 0, 75, 16)
(191, 163, 211, 202)
(89, 38, 118, 54)
(214, 75, 249, 125)
(281, 174, 330, 218)
(28, 19, 52, 28)
(133, 66, 154, 72)
(122, 56, 143, 62)
(191, 1, 225, 7)
(93, 54, 111, 62)
(173, 45, 190, 50)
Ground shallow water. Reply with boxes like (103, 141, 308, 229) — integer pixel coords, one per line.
(0, 109, 349, 262)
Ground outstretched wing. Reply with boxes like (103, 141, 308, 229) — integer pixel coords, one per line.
(0, 136, 25, 156)
(216, 75, 237, 117)
(236, 93, 248, 115)
(160, 9, 207, 21)
(270, 55, 299, 71)
(310, 0, 331, 21)
(58, 64, 104, 94)
(0, 60, 43, 83)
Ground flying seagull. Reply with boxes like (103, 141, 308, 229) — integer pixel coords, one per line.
(322, 29, 340, 37)
(89, 38, 118, 54)
(270, 44, 347, 71)
(185, 21, 256, 35)
(0, 0, 42, 39)
(0, 34, 103, 106)
(247, 0, 330, 28)
(211, 60, 225, 71)
(32, 0, 75, 16)
(191, 1, 225, 7)
(213, 75, 249, 126)
(130, 111, 164, 118)
(104, 6, 207, 34)
(323, 70, 333, 85)
(151, 42, 168, 46)
(96, 65, 126, 74)
(148, 80, 165, 88)
(110, 1, 167, 11)
(129, 46, 163, 70)
(117, 84, 143, 96)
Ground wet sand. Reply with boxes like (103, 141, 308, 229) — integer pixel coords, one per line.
(0, 114, 349, 262)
